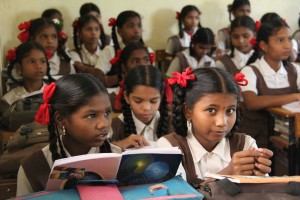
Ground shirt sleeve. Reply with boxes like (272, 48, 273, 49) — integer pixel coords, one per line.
(215, 60, 226, 70)
(16, 166, 33, 197)
(95, 46, 114, 74)
(216, 30, 226, 52)
(69, 61, 76, 74)
(242, 134, 258, 150)
(166, 57, 181, 77)
(68, 51, 81, 63)
(291, 62, 300, 90)
(240, 66, 258, 94)
(165, 37, 174, 55)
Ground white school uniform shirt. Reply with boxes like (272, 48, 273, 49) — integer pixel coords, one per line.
(166, 48, 216, 77)
(2, 83, 46, 105)
(241, 57, 300, 94)
(95, 42, 154, 74)
(17, 142, 121, 196)
(165, 29, 197, 55)
(216, 49, 254, 71)
(48, 52, 76, 76)
(68, 44, 102, 66)
(157, 131, 257, 180)
(216, 27, 230, 52)
(294, 31, 300, 54)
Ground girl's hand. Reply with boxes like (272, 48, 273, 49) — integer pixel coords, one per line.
(253, 148, 273, 175)
(112, 134, 149, 150)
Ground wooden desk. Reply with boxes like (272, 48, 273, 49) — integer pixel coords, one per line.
(266, 107, 300, 176)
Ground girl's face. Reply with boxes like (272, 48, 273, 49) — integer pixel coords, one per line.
(232, 5, 251, 18)
(231, 26, 254, 54)
(193, 43, 212, 59)
(88, 11, 101, 24)
(183, 10, 200, 31)
(33, 26, 58, 55)
(79, 20, 100, 45)
(125, 85, 161, 125)
(117, 16, 142, 45)
(62, 93, 112, 148)
(122, 49, 150, 78)
(20, 49, 47, 81)
(184, 93, 237, 151)
(259, 26, 292, 62)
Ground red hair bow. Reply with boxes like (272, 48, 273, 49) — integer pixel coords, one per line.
(168, 67, 196, 87)
(45, 50, 52, 60)
(249, 37, 257, 48)
(114, 81, 125, 111)
(6, 48, 17, 61)
(35, 82, 56, 125)
(176, 12, 181, 20)
(149, 52, 155, 64)
(255, 21, 261, 32)
(110, 49, 122, 65)
(108, 18, 116, 27)
(234, 73, 248, 86)
(17, 21, 31, 43)
(59, 31, 68, 39)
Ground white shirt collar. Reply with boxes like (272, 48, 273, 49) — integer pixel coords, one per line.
(182, 49, 215, 69)
(82, 44, 101, 57)
(231, 49, 254, 70)
(132, 111, 160, 136)
(259, 56, 287, 76)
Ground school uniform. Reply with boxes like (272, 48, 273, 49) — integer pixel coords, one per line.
(48, 52, 76, 79)
(165, 29, 197, 57)
(68, 44, 102, 67)
(239, 57, 300, 148)
(216, 49, 254, 75)
(166, 49, 216, 77)
(157, 131, 257, 183)
(17, 142, 121, 196)
(216, 27, 231, 53)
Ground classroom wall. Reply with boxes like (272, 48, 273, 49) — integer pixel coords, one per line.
(0, 0, 299, 94)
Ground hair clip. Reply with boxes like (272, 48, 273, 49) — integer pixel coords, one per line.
(6, 47, 17, 61)
(149, 52, 155, 64)
(255, 21, 261, 32)
(52, 18, 63, 30)
(168, 67, 196, 87)
(17, 21, 31, 43)
(108, 18, 116, 27)
(110, 49, 122, 65)
(234, 73, 248, 86)
(35, 82, 56, 125)
(176, 12, 181, 20)
(114, 80, 125, 111)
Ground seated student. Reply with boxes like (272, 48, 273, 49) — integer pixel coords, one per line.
(157, 67, 273, 184)
(216, 16, 256, 75)
(293, 14, 300, 62)
(166, 27, 215, 77)
(165, 5, 201, 57)
(239, 19, 300, 148)
(18, 18, 76, 79)
(16, 74, 122, 196)
(110, 65, 171, 150)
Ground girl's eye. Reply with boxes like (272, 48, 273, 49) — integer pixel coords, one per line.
(87, 114, 96, 119)
(28, 59, 35, 64)
(227, 108, 235, 114)
(104, 110, 112, 117)
(143, 58, 150, 63)
(134, 100, 142, 104)
(150, 100, 158, 104)
(207, 108, 216, 113)
(52, 34, 57, 39)
(41, 58, 46, 63)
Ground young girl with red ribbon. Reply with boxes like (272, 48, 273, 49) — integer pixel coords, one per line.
(239, 18, 300, 148)
(157, 67, 273, 186)
(216, 15, 256, 75)
(110, 65, 172, 150)
(165, 5, 201, 57)
(16, 74, 121, 196)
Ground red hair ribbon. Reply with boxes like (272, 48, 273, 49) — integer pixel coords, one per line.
(108, 18, 116, 27)
(6, 48, 17, 61)
(168, 67, 196, 87)
(114, 80, 125, 111)
(164, 79, 173, 106)
(234, 73, 248, 86)
(149, 52, 155, 64)
(110, 49, 122, 65)
(255, 21, 261, 32)
(45, 50, 53, 60)
(59, 31, 68, 39)
(176, 12, 181, 20)
(17, 21, 31, 43)
(281, 18, 286, 23)
(35, 82, 56, 125)
(249, 37, 257, 48)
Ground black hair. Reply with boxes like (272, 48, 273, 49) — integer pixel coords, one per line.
(111, 10, 144, 54)
(121, 65, 168, 139)
(229, 15, 255, 58)
(42, 8, 62, 19)
(228, 0, 250, 22)
(189, 27, 214, 57)
(260, 12, 281, 24)
(29, 17, 71, 62)
(246, 19, 290, 66)
(178, 5, 202, 38)
(172, 67, 241, 137)
(7, 41, 54, 85)
(48, 73, 112, 162)
(73, 15, 101, 51)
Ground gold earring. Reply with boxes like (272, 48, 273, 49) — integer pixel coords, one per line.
(62, 126, 66, 136)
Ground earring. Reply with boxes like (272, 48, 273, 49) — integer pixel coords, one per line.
(187, 120, 192, 134)
(62, 126, 66, 136)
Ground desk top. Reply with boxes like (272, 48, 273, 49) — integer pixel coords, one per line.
(266, 107, 296, 118)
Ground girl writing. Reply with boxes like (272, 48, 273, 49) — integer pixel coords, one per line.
(166, 27, 215, 77)
(110, 65, 171, 150)
(216, 15, 255, 75)
(165, 5, 201, 57)
(157, 67, 273, 185)
(16, 73, 121, 196)
(240, 19, 300, 148)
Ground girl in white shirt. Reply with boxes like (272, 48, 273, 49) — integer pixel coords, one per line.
(216, 15, 255, 75)
(157, 67, 272, 184)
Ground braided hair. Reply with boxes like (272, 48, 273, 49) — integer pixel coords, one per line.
(121, 65, 168, 139)
(178, 5, 201, 38)
(172, 68, 241, 138)
(48, 74, 112, 162)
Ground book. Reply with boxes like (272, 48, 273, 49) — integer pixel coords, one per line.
(281, 101, 300, 113)
(205, 172, 300, 183)
(45, 147, 182, 191)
